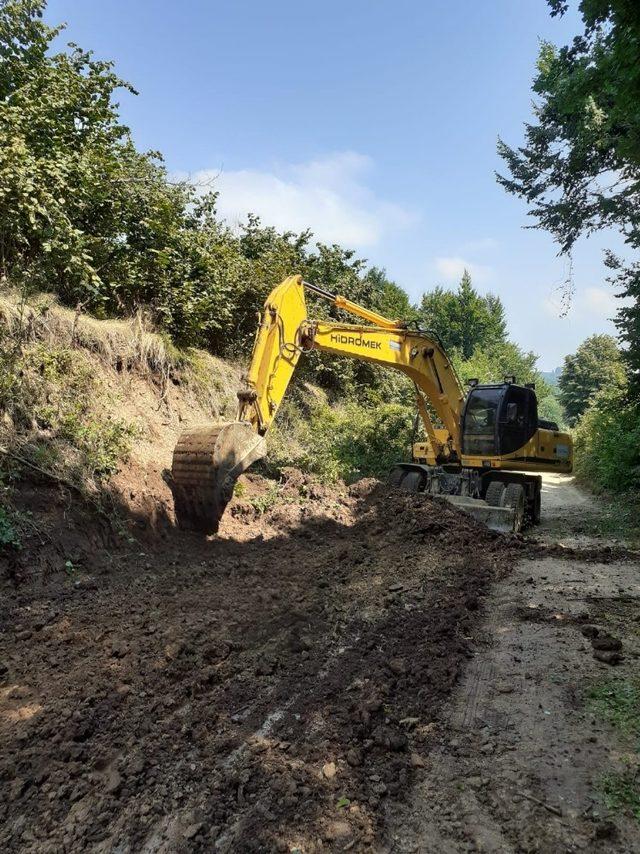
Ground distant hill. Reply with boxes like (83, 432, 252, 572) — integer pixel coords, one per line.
(541, 367, 562, 386)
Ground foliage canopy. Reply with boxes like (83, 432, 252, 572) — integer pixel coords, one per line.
(558, 333, 626, 424)
(497, 0, 640, 399)
(417, 271, 507, 359)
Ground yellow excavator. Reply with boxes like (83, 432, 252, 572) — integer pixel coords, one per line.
(170, 275, 572, 534)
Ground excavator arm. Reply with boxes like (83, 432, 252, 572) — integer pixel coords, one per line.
(171, 275, 465, 533)
(238, 275, 463, 455)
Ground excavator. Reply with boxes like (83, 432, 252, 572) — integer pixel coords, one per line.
(170, 275, 572, 534)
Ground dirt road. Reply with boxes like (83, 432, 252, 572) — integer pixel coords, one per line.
(390, 473, 640, 853)
(537, 472, 613, 548)
(0, 472, 638, 852)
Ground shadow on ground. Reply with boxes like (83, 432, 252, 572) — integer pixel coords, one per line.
(0, 477, 516, 853)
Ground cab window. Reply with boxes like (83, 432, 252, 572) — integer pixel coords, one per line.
(500, 386, 537, 454)
(462, 388, 500, 455)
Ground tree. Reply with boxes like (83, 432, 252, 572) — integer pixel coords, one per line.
(418, 270, 507, 358)
(558, 334, 626, 424)
(483, 292, 507, 342)
(538, 391, 566, 428)
(497, 0, 640, 399)
(574, 384, 640, 493)
(362, 267, 418, 323)
(0, 0, 240, 345)
(451, 340, 550, 398)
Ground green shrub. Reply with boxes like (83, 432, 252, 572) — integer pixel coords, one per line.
(58, 413, 138, 478)
(0, 505, 22, 549)
(1, 340, 136, 485)
(574, 387, 640, 494)
(249, 482, 281, 515)
(268, 396, 414, 483)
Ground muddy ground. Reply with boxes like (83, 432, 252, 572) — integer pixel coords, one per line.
(0, 473, 518, 852)
(1, 471, 639, 853)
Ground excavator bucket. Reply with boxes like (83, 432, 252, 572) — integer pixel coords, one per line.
(171, 422, 267, 534)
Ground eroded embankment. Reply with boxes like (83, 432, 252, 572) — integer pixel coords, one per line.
(0, 474, 519, 853)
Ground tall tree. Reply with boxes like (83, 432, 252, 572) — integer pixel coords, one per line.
(497, 0, 640, 399)
(484, 292, 508, 342)
(363, 267, 418, 323)
(558, 333, 626, 424)
(418, 270, 507, 358)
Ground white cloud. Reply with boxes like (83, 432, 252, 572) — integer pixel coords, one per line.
(433, 256, 492, 283)
(189, 152, 415, 249)
(583, 286, 618, 317)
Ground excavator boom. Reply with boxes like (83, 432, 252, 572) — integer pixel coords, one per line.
(171, 275, 463, 532)
(237, 276, 463, 456)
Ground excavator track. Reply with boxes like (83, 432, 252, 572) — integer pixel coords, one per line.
(171, 422, 266, 534)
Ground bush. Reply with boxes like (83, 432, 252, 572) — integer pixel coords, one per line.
(267, 395, 414, 483)
(574, 387, 640, 493)
(0, 338, 136, 485)
(0, 505, 23, 549)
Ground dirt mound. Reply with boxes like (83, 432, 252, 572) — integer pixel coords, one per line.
(0, 481, 516, 852)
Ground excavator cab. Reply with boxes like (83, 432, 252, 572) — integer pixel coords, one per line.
(461, 380, 538, 458)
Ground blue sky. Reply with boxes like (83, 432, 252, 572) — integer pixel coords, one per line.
(46, 0, 624, 369)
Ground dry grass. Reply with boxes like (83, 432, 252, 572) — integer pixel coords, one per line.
(0, 290, 241, 409)
(0, 291, 180, 377)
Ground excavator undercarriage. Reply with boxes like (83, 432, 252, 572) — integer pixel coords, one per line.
(388, 462, 542, 534)
(170, 275, 572, 535)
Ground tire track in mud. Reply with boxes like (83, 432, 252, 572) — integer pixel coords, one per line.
(388, 473, 640, 854)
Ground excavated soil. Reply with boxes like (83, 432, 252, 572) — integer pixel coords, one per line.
(0, 472, 518, 852)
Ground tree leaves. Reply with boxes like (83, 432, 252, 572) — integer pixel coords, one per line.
(558, 333, 626, 424)
(417, 271, 507, 359)
(497, 0, 640, 400)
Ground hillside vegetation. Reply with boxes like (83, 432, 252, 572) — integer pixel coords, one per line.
(557, 335, 640, 498)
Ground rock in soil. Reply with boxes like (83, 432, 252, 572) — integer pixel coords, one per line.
(591, 634, 623, 651)
(593, 649, 623, 665)
(322, 761, 337, 780)
(580, 624, 601, 638)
